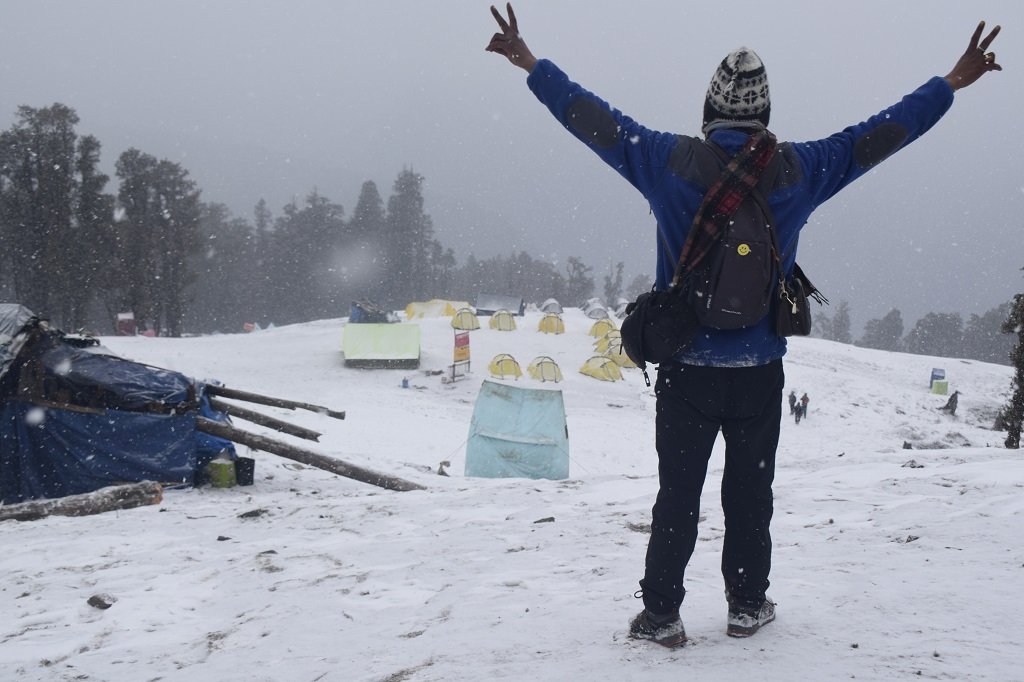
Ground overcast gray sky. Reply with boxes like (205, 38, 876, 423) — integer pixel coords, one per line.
(2, 1, 1022, 332)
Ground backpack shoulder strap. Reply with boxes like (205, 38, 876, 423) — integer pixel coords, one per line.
(675, 132, 777, 285)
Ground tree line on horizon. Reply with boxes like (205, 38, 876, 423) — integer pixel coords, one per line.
(0, 101, 1021, 415)
(0, 103, 630, 337)
(812, 301, 1014, 366)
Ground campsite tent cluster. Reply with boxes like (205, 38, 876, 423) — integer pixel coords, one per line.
(1, 294, 631, 505)
(342, 296, 631, 382)
(482, 311, 633, 383)
(339, 295, 632, 482)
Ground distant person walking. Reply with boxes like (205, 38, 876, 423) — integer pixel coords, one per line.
(788, 391, 798, 416)
(800, 393, 810, 419)
(486, 3, 1001, 647)
(939, 390, 960, 416)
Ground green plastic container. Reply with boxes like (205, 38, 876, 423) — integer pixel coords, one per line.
(206, 457, 237, 488)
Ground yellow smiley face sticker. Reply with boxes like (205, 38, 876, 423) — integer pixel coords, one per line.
(737, 243, 751, 256)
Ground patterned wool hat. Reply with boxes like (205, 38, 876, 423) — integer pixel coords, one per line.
(702, 48, 771, 134)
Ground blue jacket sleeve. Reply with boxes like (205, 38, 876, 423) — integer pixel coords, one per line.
(526, 59, 677, 197)
(796, 76, 955, 208)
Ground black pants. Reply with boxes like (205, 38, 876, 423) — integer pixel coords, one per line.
(640, 359, 784, 614)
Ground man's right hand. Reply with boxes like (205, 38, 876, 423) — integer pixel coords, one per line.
(486, 3, 538, 73)
(945, 21, 1002, 91)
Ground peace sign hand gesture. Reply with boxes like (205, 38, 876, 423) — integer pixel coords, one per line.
(945, 21, 1002, 91)
(486, 3, 538, 73)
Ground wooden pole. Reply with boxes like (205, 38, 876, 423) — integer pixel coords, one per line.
(0, 481, 164, 523)
(204, 384, 346, 421)
(208, 397, 322, 442)
(196, 417, 424, 492)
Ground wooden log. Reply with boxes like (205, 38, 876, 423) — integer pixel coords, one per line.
(208, 397, 322, 442)
(204, 384, 346, 420)
(196, 417, 424, 492)
(0, 481, 163, 523)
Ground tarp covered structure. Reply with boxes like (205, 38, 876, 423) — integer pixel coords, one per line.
(465, 380, 569, 480)
(405, 299, 471, 320)
(476, 293, 525, 317)
(0, 304, 234, 504)
(350, 300, 396, 323)
(342, 323, 421, 368)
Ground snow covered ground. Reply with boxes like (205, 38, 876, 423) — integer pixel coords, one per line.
(2, 309, 1021, 681)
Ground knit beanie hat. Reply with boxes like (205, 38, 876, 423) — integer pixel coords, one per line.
(702, 48, 771, 134)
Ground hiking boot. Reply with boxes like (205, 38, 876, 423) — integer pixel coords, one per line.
(726, 597, 776, 638)
(628, 609, 687, 648)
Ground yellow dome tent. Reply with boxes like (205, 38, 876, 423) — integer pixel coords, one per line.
(451, 307, 481, 330)
(537, 312, 565, 335)
(594, 329, 622, 352)
(579, 355, 623, 382)
(589, 317, 617, 338)
(488, 353, 523, 379)
(603, 338, 637, 368)
(489, 309, 517, 331)
(527, 356, 564, 383)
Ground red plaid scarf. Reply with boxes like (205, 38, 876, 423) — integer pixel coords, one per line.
(673, 130, 778, 286)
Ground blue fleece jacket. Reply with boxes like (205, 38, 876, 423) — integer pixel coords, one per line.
(526, 59, 954, 367)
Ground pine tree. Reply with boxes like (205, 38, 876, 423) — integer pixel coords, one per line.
(114, 149, 201, 336)
(114, 149, 161, 329)
(962, 302, 1013, 365)
(386, 169, 434, 307)
(603, 261, 624, 308)
(831, 300, 853, 344)
(812, 312, 834, 340)
(154, 159, 201, 337)
(186, 203, 257, 333)
(348, 180, 388, 302)
(625, 273, 652, 300)
(565, 256, 595, 306)
(69, 134, 115, 330)
(265, 190, 346, 323)
(0, 104, 109, 326)
(251, 198, 274, 324)
(1000, 293, 1024, 449)
(857, 308, 904, 351)
(904, 312, 964, 357)
(350, 180, 386, 240)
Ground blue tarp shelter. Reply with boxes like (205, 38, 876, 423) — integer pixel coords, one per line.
(349, 300, 396, 324)
(0, 304, 233, 504)
(465, 380, 569, 480)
